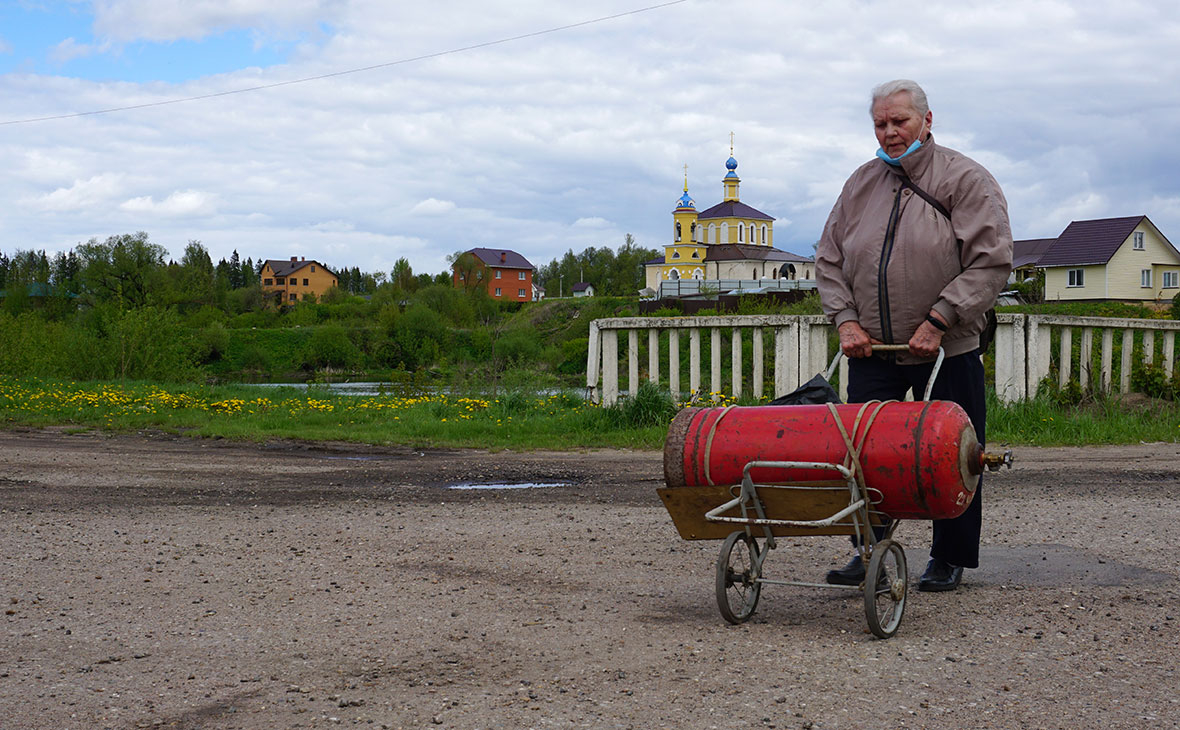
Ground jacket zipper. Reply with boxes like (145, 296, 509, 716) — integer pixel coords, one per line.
(877, 187, 904, 344)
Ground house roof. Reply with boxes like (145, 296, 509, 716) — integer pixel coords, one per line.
(265, 259, 335, 277)
(1012, 238, 1057, 270)
(705, 244, 812, 263)
(571, 282, 593, 292)
(467, 248, 533, 270)
(1035, 216, 1146, 268)
(697, 200, 775, 221)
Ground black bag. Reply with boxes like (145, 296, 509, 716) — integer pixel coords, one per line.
(768, 373, 842, 406)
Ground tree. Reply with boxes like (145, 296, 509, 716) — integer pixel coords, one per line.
(391, 257, 415, 294)
(179, 241, 216, 308)
(76, 232, 169, 309)
(228, 250, 243, 289)
(447, 251, 482, 294)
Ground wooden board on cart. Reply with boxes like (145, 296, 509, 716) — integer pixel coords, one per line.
(657, 480, 885, 540)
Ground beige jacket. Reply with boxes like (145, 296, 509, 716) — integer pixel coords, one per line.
(815, 135, 1013, 362)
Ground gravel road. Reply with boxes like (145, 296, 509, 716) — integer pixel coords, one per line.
(1, 428, 1177, 729)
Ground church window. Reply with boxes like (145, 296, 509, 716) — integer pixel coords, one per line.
(720, 223, 728, 243)
(672, 250, 681, 259)
(749, 225, 755, 243)
(675, 222, 682, 242)
(738, 224, 743, 242)
(691, 250, 699, 259)
(761, 225, 768, 245)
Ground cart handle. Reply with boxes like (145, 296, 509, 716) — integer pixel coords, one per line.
(825, 345, 944, 402)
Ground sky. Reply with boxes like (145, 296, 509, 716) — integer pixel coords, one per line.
(2, 0, 1179, 282)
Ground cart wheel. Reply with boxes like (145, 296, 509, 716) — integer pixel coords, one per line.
(864, 539, 907, 639)
(716, 531, 761, 624)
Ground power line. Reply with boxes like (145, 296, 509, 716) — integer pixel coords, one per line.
(2, 1, 688, 126)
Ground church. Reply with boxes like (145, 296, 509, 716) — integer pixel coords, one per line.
(644, 147, 813, 292)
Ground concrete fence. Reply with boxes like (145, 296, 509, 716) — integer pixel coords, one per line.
(586, 312, 1180, 406)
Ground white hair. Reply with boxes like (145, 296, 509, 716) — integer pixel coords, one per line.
(871, 79, 929, 117)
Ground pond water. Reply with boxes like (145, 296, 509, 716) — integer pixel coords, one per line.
(446, 482, 571, 490)
(251, 382, 590, 399)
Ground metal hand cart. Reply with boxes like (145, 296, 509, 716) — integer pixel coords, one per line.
(659, 345, 967, 639)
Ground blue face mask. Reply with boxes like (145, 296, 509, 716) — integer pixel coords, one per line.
(876, 120, 928, 166)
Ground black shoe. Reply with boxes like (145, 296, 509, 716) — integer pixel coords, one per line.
(918, 558, 963, 592)
(825, 554, 865, 586)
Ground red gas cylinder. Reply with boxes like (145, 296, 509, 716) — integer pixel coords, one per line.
(664, 402, 983, 520)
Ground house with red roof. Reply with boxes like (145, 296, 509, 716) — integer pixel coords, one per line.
(451, 248, 535, 302)
(1028, 216, 1180, 303)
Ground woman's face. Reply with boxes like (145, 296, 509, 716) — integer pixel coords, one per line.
(872, 92, 932, 158)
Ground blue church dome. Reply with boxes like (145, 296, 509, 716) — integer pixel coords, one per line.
(726, 156, 738, 170)
(676, 191, 695, 209)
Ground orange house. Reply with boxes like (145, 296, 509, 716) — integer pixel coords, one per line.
(260, 257, 339, 304)
(452, 248, 534, 302)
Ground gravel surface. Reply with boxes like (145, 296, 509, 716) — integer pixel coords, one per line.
(1, 427, 1177, 729)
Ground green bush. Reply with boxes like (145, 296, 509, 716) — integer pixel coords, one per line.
(606, 381, 678, 428)
(495, 328, 543, 367)
(191, 322, 230, 364)
(303, 325, 360, 369)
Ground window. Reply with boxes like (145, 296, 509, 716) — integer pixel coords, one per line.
(672, 250, 681, 259)
(494, 287, 501, 297)
(1141, 269, 1153, 288)
(518, 271, 526, 280)
(1134, 231, 1145, 250)
(303, 279, 309, 286)
(1067, 269, 1084, 287)
(311, 265, 316, 272)
(518, 289, 525, 298)
(495, 270, 501, 279)
(289, 293, 297, 302)
(264, 278, 273, 286)
(749, 225, 755, 242)
(691, 250, 699, 259)
(761, 225, 768, 245)
(675, 221, 682, 242)
(738, 224, 743, 242)
(276, 277, 285, 285)
(1164, 271, 1179, 288)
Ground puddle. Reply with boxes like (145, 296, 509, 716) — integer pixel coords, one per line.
(446, 482, 570, 490)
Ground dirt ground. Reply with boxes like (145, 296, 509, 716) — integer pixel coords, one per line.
(1, 427, 1178, 730)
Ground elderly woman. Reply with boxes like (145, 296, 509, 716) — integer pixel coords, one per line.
(815, 79, 1013, 592)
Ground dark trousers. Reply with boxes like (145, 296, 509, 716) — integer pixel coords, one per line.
(847, 351, 985, 569)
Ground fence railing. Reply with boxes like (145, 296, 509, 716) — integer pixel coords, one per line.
(657, 278, 817, 299)
(586, 313, 1180, 405)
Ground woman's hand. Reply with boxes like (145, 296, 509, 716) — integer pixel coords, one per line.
(838, 321, 875, 358)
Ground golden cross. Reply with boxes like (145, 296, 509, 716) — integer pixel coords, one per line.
(730, 131, 735, 154)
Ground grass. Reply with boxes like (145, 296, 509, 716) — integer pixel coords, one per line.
(2, 376, 1179, 450)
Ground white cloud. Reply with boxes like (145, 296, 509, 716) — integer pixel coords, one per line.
(25, 174, 125, 212)
(573, 217, 610, 228)
(48, 37, 103, 64)
(120, 190, 217, 217)
(410, 198, 456, 215)
(89, 0, 345, 43)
